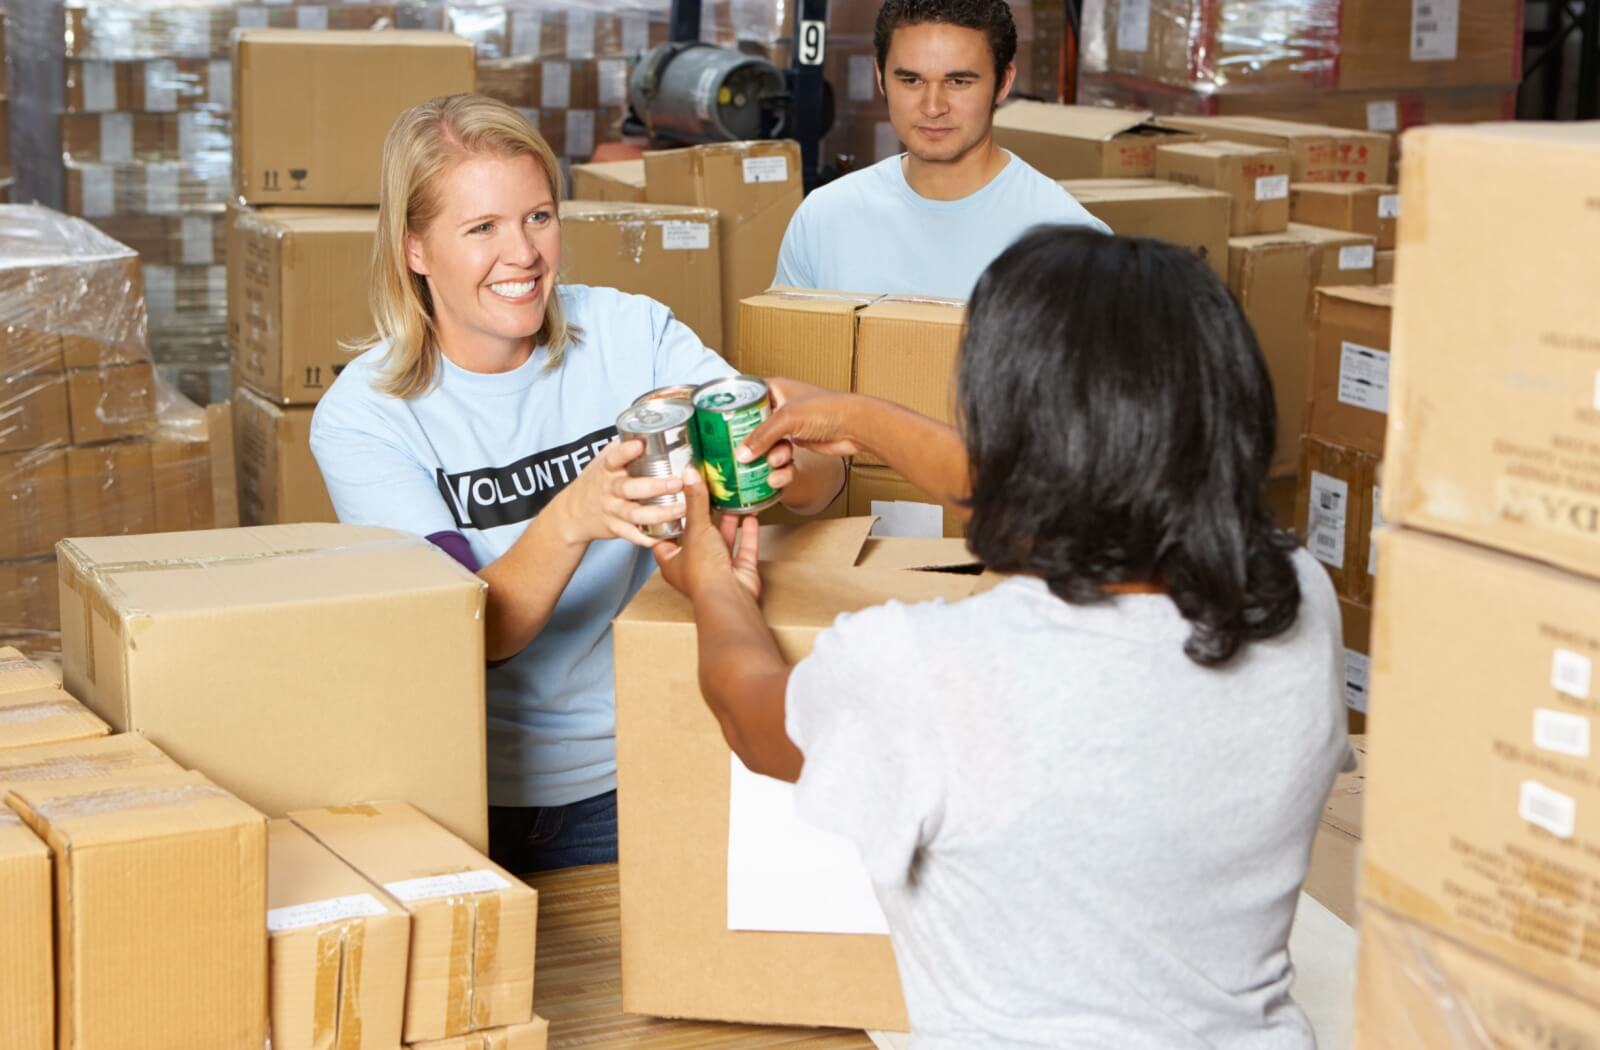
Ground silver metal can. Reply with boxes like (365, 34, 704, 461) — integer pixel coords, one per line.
(616, 397, 697, 540)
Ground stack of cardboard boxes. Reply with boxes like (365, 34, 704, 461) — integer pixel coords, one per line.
(1354, 123, 1600, 1042)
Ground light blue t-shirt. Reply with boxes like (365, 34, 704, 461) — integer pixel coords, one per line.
(774, 151, 1111, 299)
(310, 284, 731, 808)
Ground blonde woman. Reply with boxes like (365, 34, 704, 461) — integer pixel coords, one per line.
(310, 94, 844, 872)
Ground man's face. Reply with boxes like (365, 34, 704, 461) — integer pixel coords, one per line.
(878, 21, 1015, 164)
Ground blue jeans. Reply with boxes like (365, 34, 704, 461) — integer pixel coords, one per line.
(488, 790, 618, 874)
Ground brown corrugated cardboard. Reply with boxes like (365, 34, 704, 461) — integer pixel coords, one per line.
(267, 818, 410, 1050)
(230, 207, 375, 403)
(0, 558, 59, 634)
(1307, 286, 1392, 456)
(1374, 249, 1395, 284)
(1338, 0, 1523, 91)
(735, 288, 879, 392)
(852, 297, 966, 466)
(67, 439, 157, 537)
(559, 201, 723, 351)
(150, 425, 218, 533)
(847, 465, 964, 538)
(0, 808, 51, 1050)
(1158, 116, 1391, 186)
(1303, 736, 1364, 925)
(0, 683, 108, 751)
(991, 101, 1202, 179)
(644, 141, 803, 353)
(1226, 232, 1317, 475)
(408, 1016, 551, 1050)
(0, 371, 70, 453)
(0, 448, 67, 561)
(65, 360, 157, 444)
(1154, 140, 1293, 235)
(0, 646, 59, 694)
(1296, 437, 1379, 603)
(569, 159, 646, 202)
(1285, 222, 1379, 288)
(1289, 183, 1399, 250)
(6, 770, 267, 1050)
(290, 801, 537, 1043)
(1364, 527, 1600, 1003)
(204, 401, 241, 529)
(0, 732, 179, 794)
(233, 30, 476, 205)
(1060, 178, 1231, 280)
(233, 386, 336, 526)
(614, 519, 984, 1029)
(1384, 124, 1600, 580)
(1339, 599, 1373, 720)
(57, 523, 491, 850)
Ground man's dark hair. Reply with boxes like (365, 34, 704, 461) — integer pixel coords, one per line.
(873, 0, 1018, 87)
(959, 227, 1302, 668)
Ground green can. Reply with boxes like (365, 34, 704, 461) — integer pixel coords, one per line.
(691, 376, 780, 514)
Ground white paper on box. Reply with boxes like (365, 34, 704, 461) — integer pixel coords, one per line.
(1338, 245, 1375, 271)
(145, 265, 178, 318)
(1368, 487, 1383, 577)
(566, 9, 596, 59)
(1307, 471, 1349, 570)
(1337, 341, 1389, 413)
(1366, 100, 1399, 132)
(869, 499, 944, 539)
(1551, 648, 1592, 700)
(236, 7, 270, 29)
(145, 163, 180, 214)
(1116, 0, 1151, 52)
(384, 870, 511, 903)
(512, 14, 542, 57)
(208, 60, 232, 110)
(873, 122, 899, 161)
(1519, 780, 1576, 839)
(566, 110, 595, 161)
(542, 62, 571, 110)
(661, 222, 710, 251)
(1533, 709, 1591, 759)
(267, 893, 388, 932)
(742, 156, 790, 184)
(80, 166, 115, 218)
(264, 0, 291, 6)
(1254, 174, 1289, 202)
(1378, 194, 1401, 220)
(100, 113, 134, 163)
(849, 55, 877, 102)
(621, 13, 649, 55)
(83, 62, 118, 112)
(598, 58, 628, 107)
(1343, 649, 1370, 713)
(1411, 0, 1460, 62)
(181, 215, 215, 265)
(143, 59, 178, 111)
(726, 754, 890, 935)
(296, 5, 329, 30)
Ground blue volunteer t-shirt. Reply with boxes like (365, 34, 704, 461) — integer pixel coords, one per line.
(310, 284, 732, 808)
(774, 150, 1111, 299)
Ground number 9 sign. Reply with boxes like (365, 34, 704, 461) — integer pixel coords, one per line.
(798, 19, 826, 65)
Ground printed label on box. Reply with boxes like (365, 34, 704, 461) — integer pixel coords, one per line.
(742, 156, 789, 184)
(81, 167, 115, 218)
(1343, 649, 1370, 712)
(662, 222, 710, 251)
(598, 58, 628, 107)
(849, 55, 876, 102)
(565, 110, 595, 161)
(1117, 0, 1151, 52)
(1552, 648, 1592, 700)
(1337, 341, 1389, 414)
(1307, 471, 1349, 570)
(1339, 244, 1376, 271)
(144, 60, 178, 111)
(296, 5, 328, 30)
(1411, 0, 1460, 62)
(512, 14, 542, 57)
(1534, 709, 1591, 759)
(384, 869, 511, 903)
(84, 62, 118, 112)
(267, 893, 387, 932)
(181, 215, 215, 266)
(1254, 174, 1289, 202)
(1519, 780, 1576, 839)
(236, 7, 270, 28)
(100, 113, 134, 163)
(146, 163, 180, 214)
(566, 9, 596, 58)
(1366, 100, 1399, 132)
(542, 62, 571, 110)
(1378, 194, 1401, 220)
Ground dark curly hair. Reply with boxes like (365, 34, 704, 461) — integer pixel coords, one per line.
(873, 0, 1018, 88)
(959, 226, 1303, 668)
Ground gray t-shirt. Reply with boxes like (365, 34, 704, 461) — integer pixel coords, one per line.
(786, 551, 1349, 1049)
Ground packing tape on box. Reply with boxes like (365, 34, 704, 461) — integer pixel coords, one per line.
(0, 698, 82, 726)
(311, 919, 367, 1050)
(28, 782, 228, 820)
(764, 289, 881, 305)
(0, 748, 167, 785)
(444, 892, 504, 1035)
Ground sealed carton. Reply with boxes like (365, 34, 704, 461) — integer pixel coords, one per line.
(644, 141, 803, 353)
(267, 818, 410, 1050)
(233, 30, 476, 205)
(1296, 437, 1380, 604)
(1154, 140, 1293, 235)
(1285, 223, 1379, 287)
(1226, 232, 1317, 475)
(233, 387, 336, 525)
(0, 808, 51, 1050)
(408, 1017, 551, 1050)
(1302, 736, 1364, 925)
(1061, 178, 1231, 280)
(847, 465, 963, 539)
(1339, 599, 1373, 719)
(0, 450, 66, 562)
(1289, 183, 1399, 250)
(1307, 285, 1392, 456)
(58, 523, 491, 849)
(569, 159, 646, 202)
(291, 801, 537, 1042)
(0, 682, 108, 751)
(0, 558, 59, 635)
(559, 201, 723, 351)
(1375, 249, 1395, 284)
(6, 770, 267, 1050)
(991, 101, 1201, 179)
(0, 372, 70, 452)
(66, 439, 157, 537)
(0, 732, 179, 794)
(1338, 0, 1523, 91)
(736, 288, 878, 393)
(0, 645, 58, 694)
(852, 297, 966, 466)
(64, 360, 157, 444)
(1158, 116, 1391, 185)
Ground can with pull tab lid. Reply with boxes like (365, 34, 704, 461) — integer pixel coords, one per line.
(616, 396, 697, 539)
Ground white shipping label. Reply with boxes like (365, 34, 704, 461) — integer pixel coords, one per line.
(1534, 709, 1592, 760)
(1307, 471, 1349, 570)
(1339, 244, 1376, 271)
(662, 222, 710, 251)
(743, 156, 789, 184)
(1552, 648, 1592, 700)
(384, 869, 511, 903)
(873, 122, 900, 161)
(236, 7, 270, 29)
(181, 215, 215, 265)
(144, 60, 178, 111)
(177, 111, 204, 161)
(1254, 174, 1289, 202)
(267, 893, 387, 932)
(145, 163, 180, 214)
(1368, 486, 1383, 577)
(1337, 341, 1390, 414)
(1411, 0, 1460, 62)
(566, 9, 596, 59)
(83, 62, 118, 112)
(565, 110, 595, 161)
(598, 59, 628, 107)
(99, 113, 134, 163)
(209, 61, 232, 110)
(1343, 649, 1370, 713)
(870, 500, 943, 539)
(848, 55, 876, 102)
(80, 166, 115, 218)
(1378, 194, 1401, 220)
(511, 14, 542, 57)
(1519, 780, 1576, 839)
(144, 266, 177, 318)
(621, 13, 649, 56)
(1366, 100, 1399, 132)
(542, 62, 571, 110)
(296, 6, 329, 30)
(1117, 0, 1151, 53)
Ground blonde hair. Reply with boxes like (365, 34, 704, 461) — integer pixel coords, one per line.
(360, 94, 576, 399)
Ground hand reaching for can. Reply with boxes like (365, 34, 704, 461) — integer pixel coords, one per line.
(551, 438, 688, 550)
(653, 466, 761, 602)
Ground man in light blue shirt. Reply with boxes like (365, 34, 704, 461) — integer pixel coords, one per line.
(774, 0, 1109, 300)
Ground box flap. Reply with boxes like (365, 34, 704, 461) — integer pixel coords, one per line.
(858, 298, 966, 325)
(993, 101, 1155, 140)
(743, 286, 882, 313)
(1159, 140, 1287, 160)
(1290, 182, 1391, 199)
(573, 159, 646, 184)
(1061, 178, 1230, 203)
(0, 647, 61, 695)
(0, 732, 177, 789)
(249, 209, 380, 236)
(757, 516, 876, 566)
(1317, 285, 1393, 309)
(856, 537, 976, 571)
(1287, 222, 1371, 247)
(267, 817, 405, 917)
(9, 769, 264, 849)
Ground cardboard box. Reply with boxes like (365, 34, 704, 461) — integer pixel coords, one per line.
(735, 288, 878, 393)
(1227, 232, 1317, 475)
(67, 439, 158, 538)
(991, 102, 1201, 179)
(1158, 116, 1391, 185)
(267, 818, 410, 1050)
(1289, 183, 1399, 250)
(151, 425, 220, 533)
(230, 206, 375, 403)
(1307, 285, 1392, 456)
(1338, 0, 1524, 91)
(1339, 599, 1373, 719)
(58, 523, 491, 850)
(1061, 178, 1231, 280)
(0, 682, 108, 751)
(0, 371, 71, 453)
(0, 448, 68, 562)
(847, 465, 964, 538)
(1364, 527, 1600, 1002)
(1154, 140, 1292, 236)
(852, 297, 966, 465)
(0, 645, 59, 694)
(404, 1017, 550, 1050)
(1375, 249, 1395, 285)
(559, 201, 724, 352)
(65, 361, 157, 444)
(0, 327, 62, 378)
(233, 387, 336, 526)
(644, 140, 803, 354)
(1384, 124, 1600, 579)
(570, 159, 646, 202)
(233, 30, 476, 205)
(615, 520, 992, 1028)
(0, 558, 59, 633)
(1286, 222, 1378, 288)
(291, 801, 537, 1042)
(0, 808, 51, 1050)
(1303, 736, 1364, 925)
(0, 732, 180, 794)
(6, 770, 267, 1050)
(1296, 436, 1380, 603)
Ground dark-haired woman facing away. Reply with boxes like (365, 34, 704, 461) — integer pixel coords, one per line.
(654, 227, 1349, 1049)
